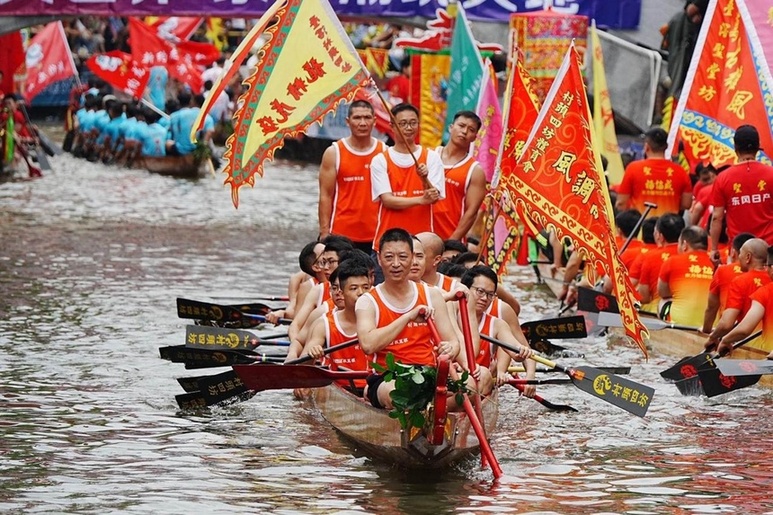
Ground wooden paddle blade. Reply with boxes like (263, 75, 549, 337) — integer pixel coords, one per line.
(696, 367, 762, 398)
(577, 286, 619, 314)
(233, 364, 369, 392)
(176, 297, 271, 324)
(569, 366, 654, 417)
(714, 359, 773, 377)
(659, 352, 713, 381)
(185, 325, 261, 351)
(198, 370, 250, 406)
(521, 315, 588, 341)
(177, 376, 202, 393)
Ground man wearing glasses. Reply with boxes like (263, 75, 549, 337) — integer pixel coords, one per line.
(370, 103, 445, 257)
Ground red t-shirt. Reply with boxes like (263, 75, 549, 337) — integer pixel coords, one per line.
(620, 240, 644, 271)
(618, 158, 692, 216)
(748, 282, 773, 353)
(725, 269, 772, 322)
(637, 242, 679, 309)
(709, 263, 743, 315)
(659, 250, 715, 326)
(693, 183, 714, 229)
(711, 161, 773, 244)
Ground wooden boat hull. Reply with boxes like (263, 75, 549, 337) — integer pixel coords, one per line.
(136, 154, 208, 178)
(609, 326, 773, 389)
(310, 384, 499, 469)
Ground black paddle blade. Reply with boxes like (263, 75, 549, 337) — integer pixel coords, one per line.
(161, 344, 251, 367)
(714, 359, 773, 377)
(176, 297, 271, 326)
(176, 376, 202, 393)
(521, 315, 588, 341)
(175, 392, 208, 410)
(660, 352, 713, 382)
(508, 383, 577, 412)
(696, 367, 762, 398)
(577, 287, 619, 314)
(570, 366, 654, 417)
(185, 325, 261, 351)
(198, 370, 250, 406)
(673, 376, 705, 396)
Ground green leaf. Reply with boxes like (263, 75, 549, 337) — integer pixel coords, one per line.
(371, 362, 386, 373)
(409, 411, 425, 428)
(386, 352, 395, 369)
(455, 392, 464, 406)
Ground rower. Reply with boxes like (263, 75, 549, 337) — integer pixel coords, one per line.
(451, 251, 522, 316)
(266, 240, 325, 323)
(302, 262, 372, 394)
(701, 232, 754, 332)
(628, 216, 659, 288)
(416, 232, 458, 292)
(657, 226, 714, 326)
(433, 111, 487, 241)
(460, 265, 535, 396)
(616, 209, 644, 271)
(441, 239, 467, 263)
(704, 239, 771, 350)
(356, 228, 461, 409)
(714, 245, 773, 358)
(635, 213, 685, 313)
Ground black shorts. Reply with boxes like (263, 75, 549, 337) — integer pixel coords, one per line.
(365, 373, 387, 408)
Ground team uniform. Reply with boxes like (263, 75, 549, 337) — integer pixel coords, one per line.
(168, 107, 214, 155)
(432, 153, 478, 240)
(618, 158, 692, 216)
(659, 251, 714, 326)
(323, 310, 368, 389)
(434, 273, 458, 292)
(327, 138, 386, 248)
(139, 122, 168, 157)
(709, 263, 744, 319)
(370, 146, 445, 250)
(635, 243, 679, 312)
(725, 270, 771, 323)
(711, 161, 773, 244)
(475, 312, 496, 368)
(747, 283, 773, 353)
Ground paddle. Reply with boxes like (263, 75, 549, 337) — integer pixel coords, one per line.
(159, 345, 287, 369)
(184, 325, 289, 351)
(714, 358, 773, 377)
(209, 295, 290, 302)
(176, 297, 287, 326)
(508, 382, 578, 412)
(692, 364, 763, 397)
(618, 201, 657, 255)
(520, 315, 588, 356)
(177, 339, 361, 408)
(508, 365, 632, 375)
(19, 102, 61, 156)
(507, 378, 572, 385)
(659, 330, 762, 382)
(483, 334, 655, 417)
(597, 311, 702, 332)
(577, 287, 659, 317)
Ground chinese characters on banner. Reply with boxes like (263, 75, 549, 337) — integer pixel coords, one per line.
(86, 51, 150, 98)
(472, 60, 503, 183)
(223, 0, 369, 207)
(23, 21, 78, 102)
(496, 43, 648, 355)
(667, 0, 773, 168)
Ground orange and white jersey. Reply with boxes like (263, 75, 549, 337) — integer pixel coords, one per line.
(485, 297, 502, 318)
(433, 152, 477, 239)
(324, 310, 368, 388)
(362, 281, 435, 367)
(316, 281, 332, 308)
(435, 272, 459, 292)
(475, 312, 496, 368)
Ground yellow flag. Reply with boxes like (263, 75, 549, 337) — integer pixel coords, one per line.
(223, 0, 370, 207)
(591, 21, 625, 186)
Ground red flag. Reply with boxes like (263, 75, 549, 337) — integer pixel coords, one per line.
(149, 16, 203, 42)
(175, 40, 220, 67)
(23, 21, 77, 101)
(129, 17, 174, 68)
(497, 42, 648, 355)
(668, 0, 773, 168)
(86, 51, 150, 98)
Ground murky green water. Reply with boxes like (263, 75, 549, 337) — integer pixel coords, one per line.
(1, 152, 772, 514)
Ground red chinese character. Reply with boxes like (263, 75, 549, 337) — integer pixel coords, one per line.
(309, 15, 320, 28)
(341, 62, 352, 73)
(303, 58, 326, 82)
(270, 99, 295, 123)
(287, 77, 308, 101)
(323, 38, 332, 51)
(256, 116, 278, 135)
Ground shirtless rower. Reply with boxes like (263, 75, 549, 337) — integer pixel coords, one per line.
(356, 228, 461, 409)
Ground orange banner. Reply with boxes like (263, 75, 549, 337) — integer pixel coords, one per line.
(497, 43, 648, 355)
(668, 0, 773, 167)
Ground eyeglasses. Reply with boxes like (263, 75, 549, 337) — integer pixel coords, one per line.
(471, 287, 496, 300)
(395, 120, 418, 128)
(315, 258, 339, 268)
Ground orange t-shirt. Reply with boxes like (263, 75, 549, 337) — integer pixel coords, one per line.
(329, 139, 386, 243)
(475, 312, 496, 368)
(372, 147, 432, 251)
(709, 263, 743, 316)
(620, 239, 644, 271)
(324, 310, 367, 388)
(433, 154, 477, 240)
(618, 158, 692, 216)
(726, 269, 772, 322)
(637, 242, 679, 311)
(659, 250, 714, 326)
(628, 245, 655, 282)
(748, 282, 773, 353)
(365, 282, 436, 367)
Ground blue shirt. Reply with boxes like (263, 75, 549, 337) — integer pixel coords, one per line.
(147, 66, 168, 111)
(169, 107, 213, 155)
(98, 113, 126, 146)
(141, 123, 168, 157)
(79, 110, 97, 132)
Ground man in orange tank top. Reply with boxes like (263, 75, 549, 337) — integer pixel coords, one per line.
(615, 128, 692, 217)
(657, 227, 714, 326)
(716, 246, 773, 358)
(370, 104, 445, 252)
(416, 232, 459, 292)
(318, 100, 386, 254)
(704, 239, 771, 350)
(356, 228, 460, 409)
(701, 232, 754, 332)
(433, 111, 487, 241)
(304, 263, 372, 392)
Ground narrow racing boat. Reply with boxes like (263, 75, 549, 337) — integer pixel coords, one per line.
(135, 154, 209, 179)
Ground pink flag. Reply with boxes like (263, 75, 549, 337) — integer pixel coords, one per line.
(739, 0, 773, 89)
(472, 59, 503, 183)
(23, 21, 77, 101)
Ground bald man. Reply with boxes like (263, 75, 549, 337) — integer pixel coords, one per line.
(416, 232, 458, 291)
(704, 238, 772, 350)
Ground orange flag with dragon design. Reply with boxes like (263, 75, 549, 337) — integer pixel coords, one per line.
(495, 42, 649, 355)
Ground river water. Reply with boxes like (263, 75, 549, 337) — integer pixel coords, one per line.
(1, 153, 772, 514)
